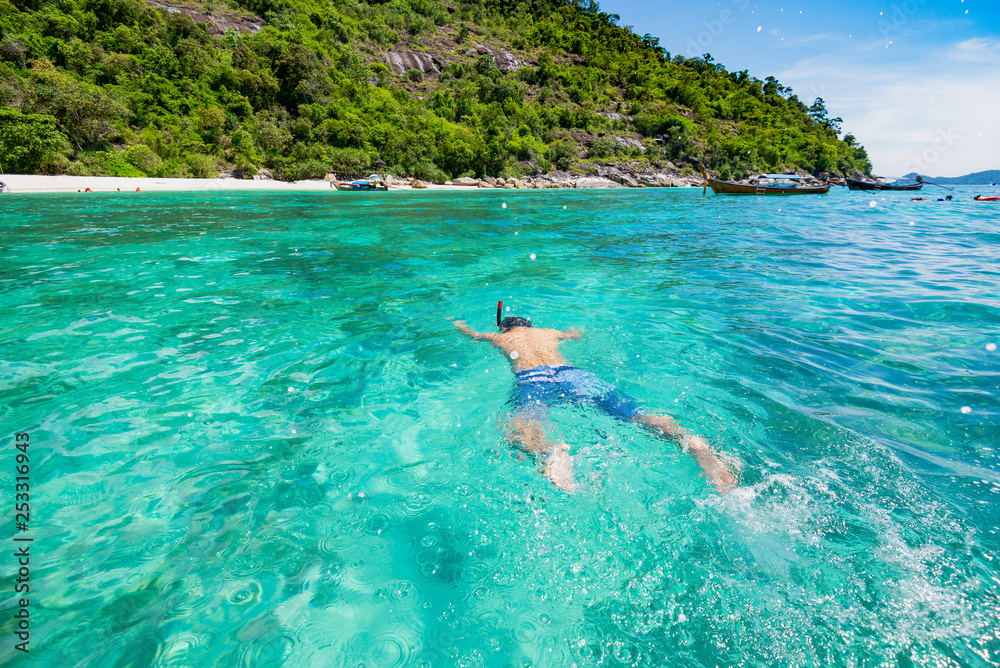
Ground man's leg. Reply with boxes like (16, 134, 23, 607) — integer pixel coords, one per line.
(560, 367, 736, 494)
(631, 413, 736, 494)
(509, 417, 577, 492)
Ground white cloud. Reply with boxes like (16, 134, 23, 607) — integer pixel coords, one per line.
(946, 37, 1000, 64)
(777, 39, 1000, 176)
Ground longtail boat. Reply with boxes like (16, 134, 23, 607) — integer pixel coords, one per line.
(698, 164, 830, 195)
(334, 179, 388, 191)
(845, 176, 922, 191)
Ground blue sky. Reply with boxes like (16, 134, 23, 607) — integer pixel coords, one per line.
(598, 0, 1000, 176)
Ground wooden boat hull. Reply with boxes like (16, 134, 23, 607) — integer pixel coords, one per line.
(846, 178, 921, 191)
(334, 181, 388, 191)
(706, 177, 830, 195)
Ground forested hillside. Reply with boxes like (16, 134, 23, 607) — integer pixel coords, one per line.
(903, 170, 1000, 185)
(0, 0, 871, 181)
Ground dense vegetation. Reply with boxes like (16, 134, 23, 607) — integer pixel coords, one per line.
(0, 0, 871, 181)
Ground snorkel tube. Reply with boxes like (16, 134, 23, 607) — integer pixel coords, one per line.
(496, 301, 503, 328)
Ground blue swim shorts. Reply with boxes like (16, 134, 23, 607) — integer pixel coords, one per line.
(509, 365, 642, 421)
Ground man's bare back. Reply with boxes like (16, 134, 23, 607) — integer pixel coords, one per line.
(452, 321, 579, 372)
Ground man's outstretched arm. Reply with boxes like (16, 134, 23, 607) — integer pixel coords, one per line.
(453, 320, 499, 342)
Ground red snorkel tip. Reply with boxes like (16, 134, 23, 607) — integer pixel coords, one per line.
(497, 301, 503, 327)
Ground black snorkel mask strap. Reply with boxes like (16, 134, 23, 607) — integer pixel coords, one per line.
(496, 301, 503, 329)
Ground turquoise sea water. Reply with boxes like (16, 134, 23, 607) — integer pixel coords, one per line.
(1, 187, 998, 666)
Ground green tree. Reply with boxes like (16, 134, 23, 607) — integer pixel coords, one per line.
(0, 107, 71, 173)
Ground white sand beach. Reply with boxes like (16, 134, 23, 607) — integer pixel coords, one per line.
(0, 174, 481, 194)
(0, 172, 698, 194)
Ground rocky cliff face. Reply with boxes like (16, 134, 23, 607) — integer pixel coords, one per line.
(146, 1, 262, 35)
(384, 50, 441, 76)
(463, 44, 523, 72)
(384, 43, 523, 77)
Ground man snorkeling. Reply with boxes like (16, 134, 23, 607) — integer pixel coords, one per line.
(453, 303, 737, 494)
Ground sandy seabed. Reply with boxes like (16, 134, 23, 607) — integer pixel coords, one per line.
(0, 174, 475, 194)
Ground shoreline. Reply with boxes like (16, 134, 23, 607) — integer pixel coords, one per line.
(0, 174, 468, 194)
(0, 172, 703, 195)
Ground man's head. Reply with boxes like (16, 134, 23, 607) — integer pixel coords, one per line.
(499, 316, 532, 332)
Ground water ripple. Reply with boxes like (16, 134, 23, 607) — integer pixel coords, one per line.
(237, 631, 297, 666)
(4, 189, 998, 667)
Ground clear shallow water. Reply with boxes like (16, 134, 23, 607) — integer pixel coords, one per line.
(1, 187, 998, 667)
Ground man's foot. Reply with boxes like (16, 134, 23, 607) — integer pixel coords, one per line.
(543, 445, 577, 492)
(707, 466, 737, 495)
(686, 436, 737, 494)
